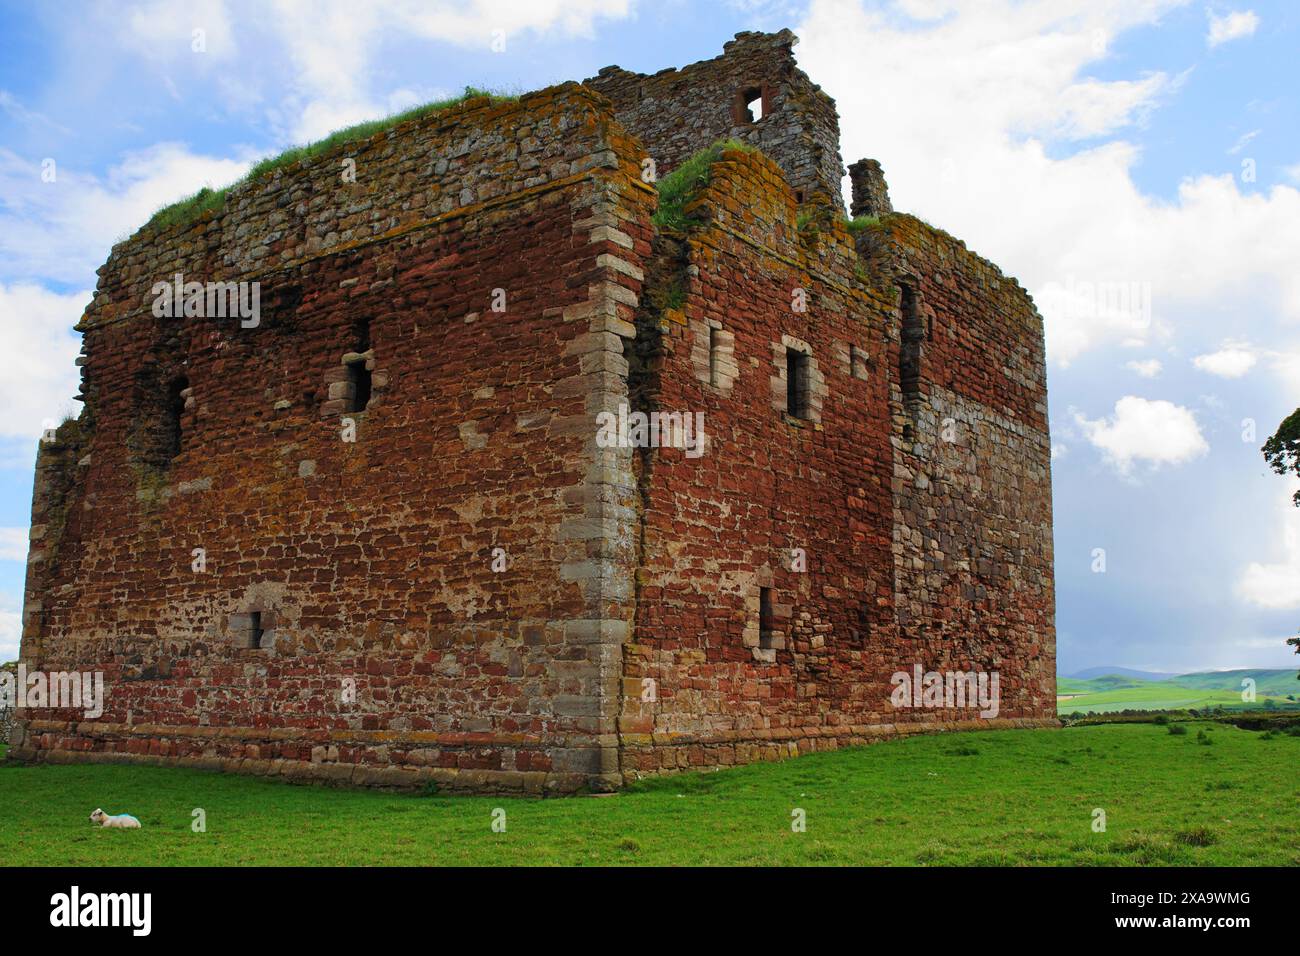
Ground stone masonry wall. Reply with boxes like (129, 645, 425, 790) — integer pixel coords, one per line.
(848, 158, 892, 219)
(586, 30, 845, 205)
(858, 215, 1057, 722)
(14, 32, 1055, 792)
(620, 148, 1056, 777)
(14, 85, 656, 794)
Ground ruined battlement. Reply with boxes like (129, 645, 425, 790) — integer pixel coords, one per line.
(587, 29, 844, 204)
(13, 32, 1056, 793)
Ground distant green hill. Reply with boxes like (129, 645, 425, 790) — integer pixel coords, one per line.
(1056, 669, 1299, 715)
(1069, 666, 1177, 682)
(1072, 675, 1148, 691)
(1172, 669, 1298, 697)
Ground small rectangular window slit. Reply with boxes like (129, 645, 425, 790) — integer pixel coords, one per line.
(708, 327, 720, 386)
(759, 587, 776, 650)
(345, 360, 371, 413)
(165, 376, 188, 460)
(786, 348, 810, 419)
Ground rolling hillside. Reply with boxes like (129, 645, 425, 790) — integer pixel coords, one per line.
(1068, 666, 1178, 682)
(1057, 669, 1298, 715)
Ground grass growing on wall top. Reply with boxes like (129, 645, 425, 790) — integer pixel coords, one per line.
(144, 187, 229, 232)
(845, 214, 880, 233)
(141, 87, 518, 234)
(239, 88, 516, 182)
(651, 138, 755, 232)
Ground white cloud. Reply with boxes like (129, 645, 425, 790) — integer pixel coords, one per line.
(1074, 396, 1209, 473)
(1227, 128, 1260, 154)
(119, 0, 238, 62)
(1053, 71, 1179, 140)
(0, 608, 18, 664)
(263, 0, 633, 141)
(284, 85, 454, 144)
(0, 587, 19, 663)
(1126, 358, 1163, 377)
(1192, 342, 1257, 377)
(0, 90, 71, 134)
(1268, 346, 1300, 386)
(0, 284, 86, 441)
(1236, 484, 1300, 609)
(797, 0, 1300, 370)
(1206, 9, 1259, 48)
(1192, 341, 1300, 385)
(0, 148, 246, 457)
(0, 144, 253, 284)
(0, 528, 28, 562)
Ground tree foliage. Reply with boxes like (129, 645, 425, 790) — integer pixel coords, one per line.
(1262, 410, 1300, 677)
(1262, 407, 1300, 507)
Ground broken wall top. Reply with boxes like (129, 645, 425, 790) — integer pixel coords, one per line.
(81, 83, 641, 333)
(586, 30, 845, 205)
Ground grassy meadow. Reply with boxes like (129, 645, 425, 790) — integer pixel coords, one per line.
(2, 721, 1296, 866)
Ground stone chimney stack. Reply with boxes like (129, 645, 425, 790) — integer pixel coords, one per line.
(848, 158, 892, 218)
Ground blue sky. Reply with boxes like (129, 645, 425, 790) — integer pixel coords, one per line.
(1, 0, 1297, 674)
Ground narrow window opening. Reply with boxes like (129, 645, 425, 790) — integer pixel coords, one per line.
(708, 326, 720, 386)
(345, 360, 371, 413)
(249, 611, 264, 649)
(759, 587, 776, 650)
(352, 316, 371, 352)
(735, 86, 766, 124)
(900, 284, 923, 405)
(786, 348, 810, 419)
(343, 316, 373, 413)
(164, 375, 187, 461)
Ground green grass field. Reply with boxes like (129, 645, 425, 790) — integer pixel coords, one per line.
(1057, 669, 1299, 715)
(2, 722, 1296, 866)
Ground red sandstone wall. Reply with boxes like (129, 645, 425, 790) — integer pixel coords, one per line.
(621, 149, 1055, 776)
(15, 86, 655, 793)
(862, 215, 1057, 722)
(14, 41, 1055, 793)
(623, 148, 895, 772)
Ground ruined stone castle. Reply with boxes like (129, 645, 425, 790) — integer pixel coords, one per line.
(12, 30, 1056, 793)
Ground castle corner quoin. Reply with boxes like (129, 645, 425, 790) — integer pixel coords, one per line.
(11, 30, 1057, 795)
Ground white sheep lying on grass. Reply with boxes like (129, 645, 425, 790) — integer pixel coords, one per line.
(89, 808, 141, 829)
